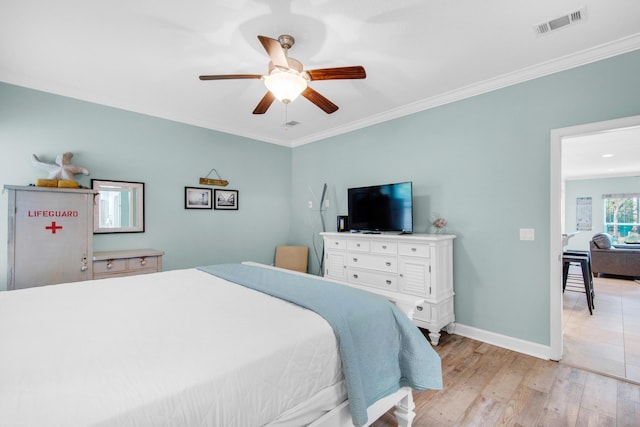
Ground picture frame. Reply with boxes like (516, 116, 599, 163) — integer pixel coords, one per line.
(185, 187, 212, 209)
(214, 189, 238, 210)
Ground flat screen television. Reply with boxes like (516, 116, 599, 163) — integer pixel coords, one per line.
(347, 181, 413, 234)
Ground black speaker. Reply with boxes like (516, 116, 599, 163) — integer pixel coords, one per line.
(337, 215, 348, 232)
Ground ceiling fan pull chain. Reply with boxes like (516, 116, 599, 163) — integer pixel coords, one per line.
(284, 103, 289, 131)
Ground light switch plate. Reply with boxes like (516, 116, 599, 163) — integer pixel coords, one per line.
(520, 228, 535, 241)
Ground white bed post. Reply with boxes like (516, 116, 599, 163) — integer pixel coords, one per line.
(393, 390, 415, 427)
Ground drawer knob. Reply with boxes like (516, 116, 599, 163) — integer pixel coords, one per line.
(356, 243, 361, 247)
(106, 260, 113, 270)
(411, 247, 417, 252)
(386, 280, 392, 285)
(416, 306, 423, 311)
(385, 262, 391, 266)
(335, 241, 339, 245)
(382, 245, 387, 249)
(353, 258, 358, 262)
(353, 274, 358, 279)
(140, 257, 147, 266)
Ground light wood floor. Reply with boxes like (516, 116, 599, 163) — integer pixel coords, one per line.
(562, 273, 640, 383)
(371, 331, 640, 426)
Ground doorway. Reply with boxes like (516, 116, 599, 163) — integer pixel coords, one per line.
(550, 114, 640, 363)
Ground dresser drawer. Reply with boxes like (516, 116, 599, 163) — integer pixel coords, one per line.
(347, 253, 397, 273)
(413, 302, 432, 322)
(93, 258, 127, 274)
(92, 249, 164, 279)
(325, 238, 347, 250)
(347, 268, 399, 292)
(129, 256, 159, 271)
(399, 243, 430, 258)
(371, 241, 397, 255)
(347, 240, 370, 252)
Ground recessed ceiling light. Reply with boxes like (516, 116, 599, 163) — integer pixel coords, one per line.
(602, 154, 614, 158)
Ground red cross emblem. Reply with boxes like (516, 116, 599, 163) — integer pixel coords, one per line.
(45, 221, 63, 234)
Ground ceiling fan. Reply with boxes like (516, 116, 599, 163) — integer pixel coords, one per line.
(199, 35, 366, 115)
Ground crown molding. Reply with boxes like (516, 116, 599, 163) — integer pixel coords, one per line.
(291, 33, 640, 148)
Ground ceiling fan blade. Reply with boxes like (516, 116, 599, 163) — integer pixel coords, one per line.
(301, 87, 338, 114)
(253, 91, 276, 114)
(199, 74, 262, 80)
(306, 66, 366, 81)
(257, 35, 289, 70)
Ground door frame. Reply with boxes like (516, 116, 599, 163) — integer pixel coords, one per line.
(549, 114, 640, 360)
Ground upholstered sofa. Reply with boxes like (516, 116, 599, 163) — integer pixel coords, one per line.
(589, 233, 640, 278)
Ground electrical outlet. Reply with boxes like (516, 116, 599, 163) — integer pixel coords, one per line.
(324, 199, 330, 208)
(308, 201, 313, 209)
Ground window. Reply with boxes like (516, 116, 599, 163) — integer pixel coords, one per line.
(603, 193, 640, 244)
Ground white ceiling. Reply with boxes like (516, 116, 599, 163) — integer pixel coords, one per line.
(562, 126, 640, 181)
(1, 0, 640, 150)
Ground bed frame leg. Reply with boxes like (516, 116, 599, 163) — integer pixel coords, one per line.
(394, 390, 416, 427)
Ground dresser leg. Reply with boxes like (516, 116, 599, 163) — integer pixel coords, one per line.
(428, 330, 441, 346)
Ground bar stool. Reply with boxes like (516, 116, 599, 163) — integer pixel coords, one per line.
(562, 252, 595, 315)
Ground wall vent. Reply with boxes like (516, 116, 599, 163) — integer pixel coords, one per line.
(535, 7, 587, 36)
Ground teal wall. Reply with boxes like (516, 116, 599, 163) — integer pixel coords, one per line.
(565, 176, 640, 251)
(0, 83, 293, 291)
(291, 49, 640, 346)
(2, 49, 640, 347)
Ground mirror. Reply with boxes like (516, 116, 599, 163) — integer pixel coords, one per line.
(92, 179, 144, 233)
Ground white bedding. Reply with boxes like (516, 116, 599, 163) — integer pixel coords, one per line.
(0, 268, 345, 426)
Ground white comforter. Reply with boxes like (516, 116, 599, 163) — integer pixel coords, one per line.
(0, 269, 345, 426)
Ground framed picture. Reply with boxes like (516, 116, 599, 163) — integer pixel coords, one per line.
(214, 189, 238, 210)
(185, 187, 212, 209)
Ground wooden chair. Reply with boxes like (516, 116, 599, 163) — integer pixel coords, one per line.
(274, 245, 308, 273)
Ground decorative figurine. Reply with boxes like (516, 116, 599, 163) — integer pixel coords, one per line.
(32, 152, 90, 181)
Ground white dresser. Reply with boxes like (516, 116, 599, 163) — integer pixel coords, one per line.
(321, 232, 455, 345)
(93, 249, 164, 279)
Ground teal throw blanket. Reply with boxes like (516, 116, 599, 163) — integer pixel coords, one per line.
(197, 264, 442, 426)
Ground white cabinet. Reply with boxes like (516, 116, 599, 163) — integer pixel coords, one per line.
(5, 185, 95, 290)
(92, 249, 164, 279)
(321, 232, 455, 345)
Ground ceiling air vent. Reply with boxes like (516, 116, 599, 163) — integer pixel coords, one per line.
(535, 7, 587, 36)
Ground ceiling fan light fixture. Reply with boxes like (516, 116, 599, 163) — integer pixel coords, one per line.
(264, 69, 308, 103)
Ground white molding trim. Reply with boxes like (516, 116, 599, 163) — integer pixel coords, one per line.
(549, 114, 640, 362)
(292, 33, 640, 147)
(453, 323, 551, 360)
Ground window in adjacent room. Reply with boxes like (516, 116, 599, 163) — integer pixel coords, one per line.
(603, 193, 640, 244)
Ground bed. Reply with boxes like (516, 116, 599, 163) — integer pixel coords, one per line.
(0, 262, 442, 426)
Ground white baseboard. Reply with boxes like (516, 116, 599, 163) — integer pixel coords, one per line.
(452, 323, 551, 360)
